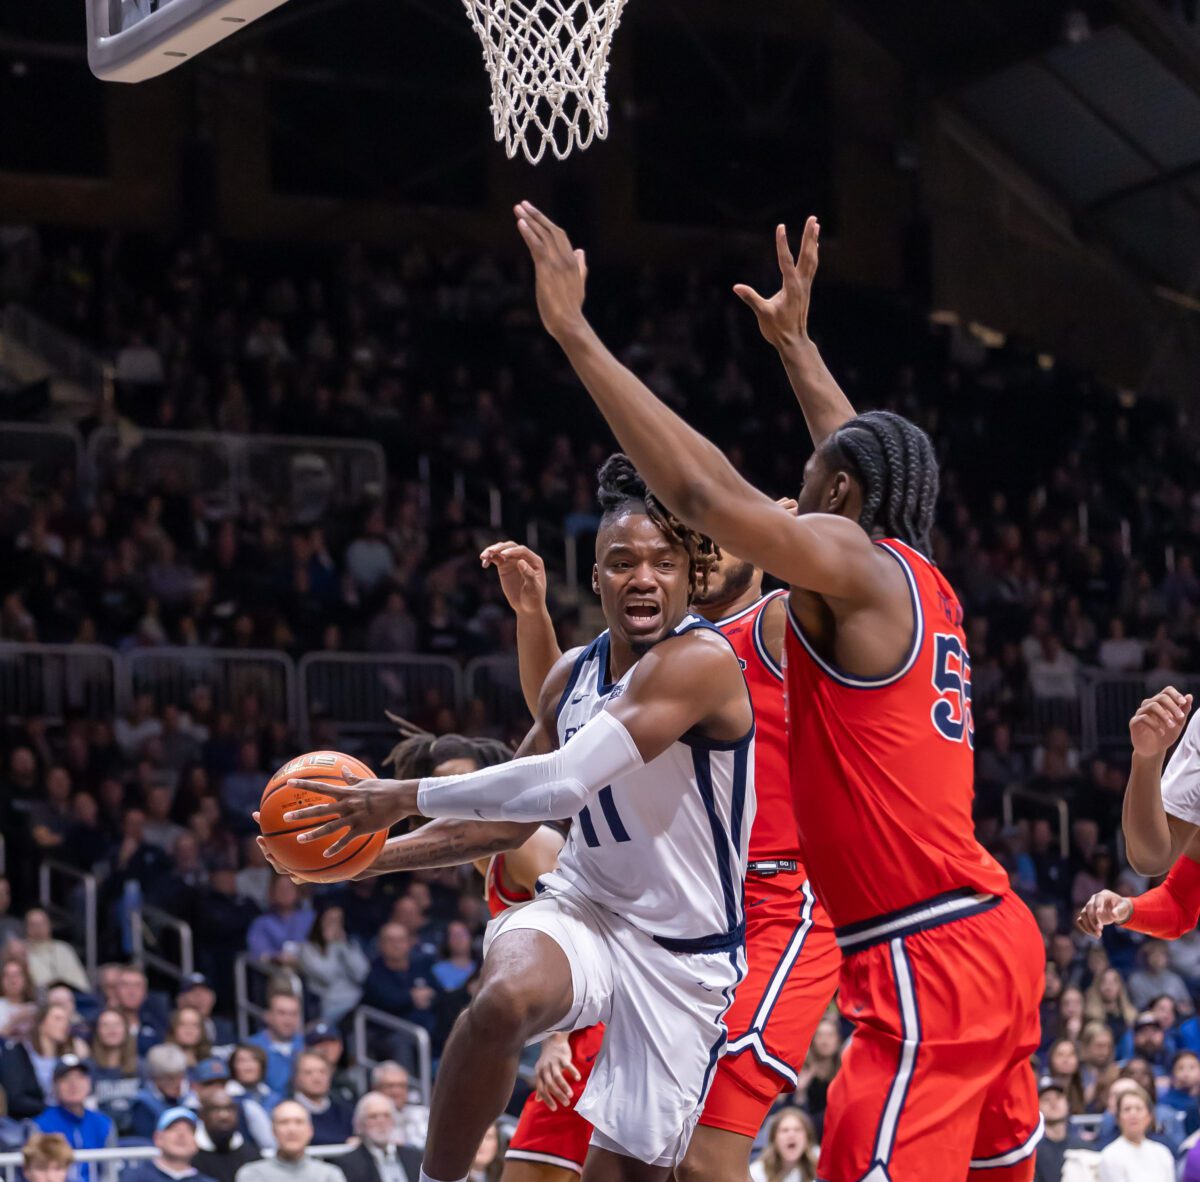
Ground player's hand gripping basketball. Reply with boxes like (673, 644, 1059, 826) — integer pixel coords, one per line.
(514, 201, 588, 341)
(480, 541, 548, 616)
(1076, 889, 1133, 938)
(281, 766, 419, 858)
(1129, 686, 1192, 758)
(732, 217, 820, 352)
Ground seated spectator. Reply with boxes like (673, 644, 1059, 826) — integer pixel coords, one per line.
(0, 879, 23, 954)
(193, 871, 261, 1005)
(1, 1002, 80, 1118)
(23, 911, 90, 994)
(1160, 1050, 1200, 1136)
(122, 1108, 217, 1182)
(143, 787, 186, 854)
(303, 1023, 356, 1106)
(361, 924, 440, 1040)
(247, 991, 304, 1096)
(177, 974, 236, 1051)
(432, 921, 477, 993)
(1086, 967, 1138, 1044)
(0, 956, 36, 1040)
(1080, 1021, 1117, 1105)
(1034, 1076, 1085, 1182)
(34, 1056, 115, 1181)
(236, 840, 273, 914)
(115, 696, 163, 760)
(1117, 1012, 1174, 1077)
(29, 768, 73, 855)
(338, 1092, 424, 1182)
(166, 1006, 213, 1067)
(130, 1044, 191, 1139)
(1170, 926, 1200, 995)
(1045, 1038, 1087, 1115)
(749, 1108, 819, 1182)
(1129, 942, 1193, 1014)
(194, 1090, 261, 1182)
(89, 1008, 141, 1132)
(297, 904, 368, 1024)
(1097, 1086, 1175, 1180)
(794, 1016, 841, 1121)
(234, 1100, 344, 1182)
(370, 1062, 427, 1149)
(220, 743, 266, 840)
(116, 966, 168, 1055)
(467, 1123, 502, 1182)
(23, 1133, 74, 1182)
(288, 1051, 352, 1145)
(227, 1044, 280, 1112)
(247, 879, 313, 965)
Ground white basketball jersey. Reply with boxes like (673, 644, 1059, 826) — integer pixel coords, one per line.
(548, 615, 756, 949)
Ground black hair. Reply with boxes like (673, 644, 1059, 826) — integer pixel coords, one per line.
(596, 453, 719, 595)
(821, 411, 938, 556)
(384, 715, 514, 780)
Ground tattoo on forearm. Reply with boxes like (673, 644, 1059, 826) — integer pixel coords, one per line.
(371, 822, 520, 874)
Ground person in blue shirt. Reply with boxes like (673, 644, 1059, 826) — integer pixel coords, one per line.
(33, 1056, 116, 1182)
(130, 1044, 191, 1139)
(361, 924, 441, 1042)
(246, 992, 304, 1095)
(1116, 1011, 1177, 1073)
(246, 879, 313, 964)
(431, 921, 477, 993)
(1160, 1049, 1200, 1135)
(120, 1107, 218, 1182)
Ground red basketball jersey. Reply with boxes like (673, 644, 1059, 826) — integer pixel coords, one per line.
(484, 853, 533, 918)
(717, 590, 803, 862)
(783, 538, 1008, 928)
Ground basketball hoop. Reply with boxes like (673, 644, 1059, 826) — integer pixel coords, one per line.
(462, 0, 630, 165)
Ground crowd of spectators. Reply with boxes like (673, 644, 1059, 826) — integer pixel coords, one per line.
(1, 222, 1200, 1177)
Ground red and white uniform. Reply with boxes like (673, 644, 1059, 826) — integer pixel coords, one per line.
(485, 851, 604, 1174)
(785, 540, 1044, 1182)
(699, 591, 842, 1137)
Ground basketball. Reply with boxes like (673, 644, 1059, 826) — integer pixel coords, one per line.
(258, 751, 386, 883)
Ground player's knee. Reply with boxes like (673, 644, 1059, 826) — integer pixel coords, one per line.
(469, 974, 553, 1043)
(674, 1152, 717, 1182)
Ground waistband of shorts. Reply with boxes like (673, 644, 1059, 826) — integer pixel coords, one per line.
(834, 888, 1003, 953)
(653, 919, 746, 955)
(746, 859, 801, 878)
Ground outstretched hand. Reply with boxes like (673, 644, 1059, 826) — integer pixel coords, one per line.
(481, 541, 548, 616)
(514, 201, 588, 341)
(1129, 686, 1193, 758)
(1076, 889, 1133, 938)
(733, 217, 820, 351)
(280, 765, 419, 858)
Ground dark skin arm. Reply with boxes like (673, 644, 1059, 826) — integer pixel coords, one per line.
(513, 201, 913, 681)
(282, 629, 752, 854)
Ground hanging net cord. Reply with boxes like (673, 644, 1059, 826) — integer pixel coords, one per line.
(462, 0, 630, 165)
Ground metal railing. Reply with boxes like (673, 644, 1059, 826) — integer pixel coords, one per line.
(2, 305, 109, 397)
(298, 652, 463, 745)
(1083, 670, 1200, 751)
(85, 426, 386, 521)
(1002, 787, 1071, 859)
(130, 901, 195, 984)
(0, 643, 117, 725)
(353, 1004, 433, 1107)
(234, 952, 304, 1042)
(38, 860, 99, 983)
(124, 646, 298, 731)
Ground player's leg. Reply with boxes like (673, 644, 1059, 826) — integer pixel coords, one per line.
(674, 1127, 754, 1182)
(580, 1147, 670, 1182)
(501, 1161, 579, 1182)
(422, 929, 574, 1181)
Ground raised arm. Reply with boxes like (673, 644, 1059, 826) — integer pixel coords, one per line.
(513, 202, 883, 598)
(481, 540, 562, 716)
(733, 218, 856, 446)
(1122, 686, 1195, 875)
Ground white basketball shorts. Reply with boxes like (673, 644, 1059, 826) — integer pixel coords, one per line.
(483, 879, 745, 1167)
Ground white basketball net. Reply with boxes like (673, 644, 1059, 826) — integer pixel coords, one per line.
(462, 0, 630, 165)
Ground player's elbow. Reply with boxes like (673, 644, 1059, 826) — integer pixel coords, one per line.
(1126, 840, 1173, 879)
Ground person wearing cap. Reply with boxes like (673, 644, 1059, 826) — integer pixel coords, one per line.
(177, 974, 236, 1051)
(337, 1093, 423, 1182)
(194, 1089, 262, 1182)
(235, 1101, 344, 1182)
(303, 1023, 356, 1107)
(121, 1108, 219, 1182)
(187, 1058, 273, 1151)
(287, 1051, 352, 1145)
(1118, 1011, 1173, 1076)
(1033, 1076, 1086, 1182)
(130, 1044, 192, 1139)
(33, 1056, 116, 1182)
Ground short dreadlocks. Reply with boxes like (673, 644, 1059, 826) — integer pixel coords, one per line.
(596, 453, 719, 596)
(384, 714, 514, 780)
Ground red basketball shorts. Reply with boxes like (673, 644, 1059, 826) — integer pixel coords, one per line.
(700, 870, 841, 1138)
(819, 889, 1045, 1182)
(506, 1024, 605, 1173)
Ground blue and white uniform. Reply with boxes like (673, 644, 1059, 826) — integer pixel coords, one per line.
(486, 615, 754, 1166)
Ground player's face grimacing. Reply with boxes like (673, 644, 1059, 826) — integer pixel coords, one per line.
(593, 513, 691, 652)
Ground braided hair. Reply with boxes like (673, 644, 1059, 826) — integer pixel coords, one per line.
(821, 411, 938, 557)
(384, 713, 514, 779)
(596, 454, 719, 596)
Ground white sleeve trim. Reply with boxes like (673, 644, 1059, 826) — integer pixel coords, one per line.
(1161, 711, 1200, 826)
(416, 709, 643, 823)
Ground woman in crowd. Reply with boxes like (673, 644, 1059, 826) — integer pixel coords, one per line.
(0, 958, 36, 1040)
(794, 1016, 841, 1123)
(431, 921, 477, 993)
(226, 1042, 278, 1147)
(89, 1008, 141, 1132)
(1053, 986, 1086, 1045)
(298, 903, 369, 1023)
(1080, 1020, 1117, 1105)
(750, 1109, 820, 1182)
(467, 1122, 504, 1182)
(0, 1003, 79, 1118)
(165, 1004, 212, 1066)
(1086, 966, 1139, 1042)
(1045, 1038, 1087, 1115)
(1097, 1086, 1174, 1181)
